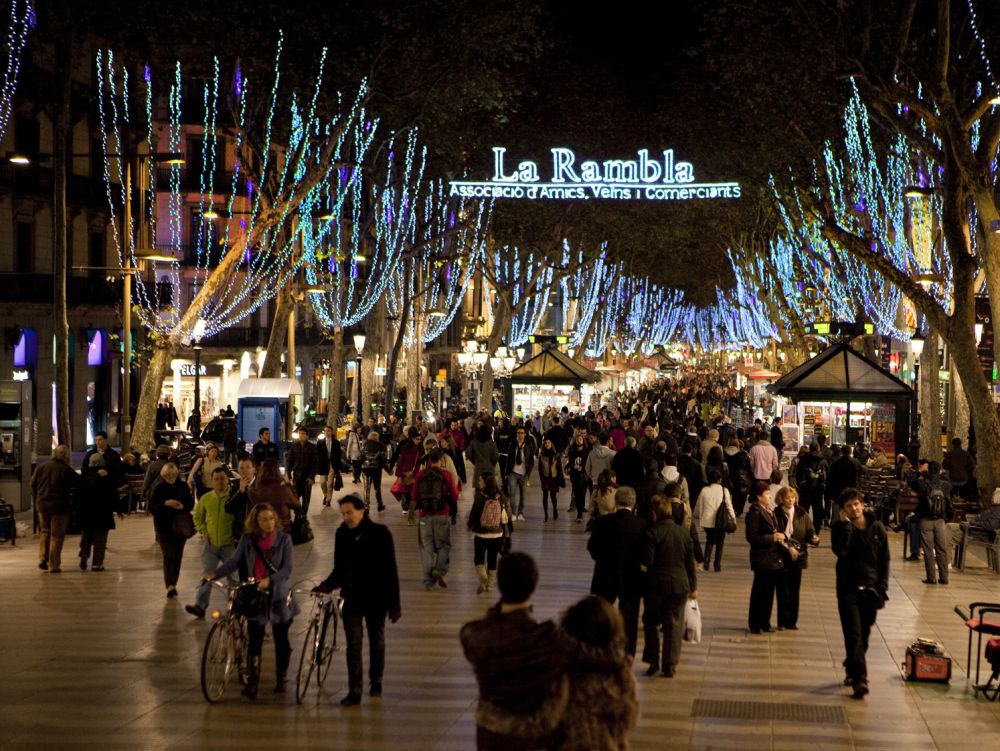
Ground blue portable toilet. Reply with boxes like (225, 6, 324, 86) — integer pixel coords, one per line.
(236, 378, 303, 465)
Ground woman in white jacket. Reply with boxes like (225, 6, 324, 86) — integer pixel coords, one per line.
(693, 469, 736, 572)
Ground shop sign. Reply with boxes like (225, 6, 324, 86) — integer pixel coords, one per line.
(449, 147, 741, 202)
(178, 363, 222, 377)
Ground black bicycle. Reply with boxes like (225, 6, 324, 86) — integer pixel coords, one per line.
(295, 589, 342, 703)
(200, 581, 252, 703)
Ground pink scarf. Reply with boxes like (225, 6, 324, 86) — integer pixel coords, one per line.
(253, 531, 277, 581)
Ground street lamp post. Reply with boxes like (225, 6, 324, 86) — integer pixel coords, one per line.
(353, 333, 366, 423)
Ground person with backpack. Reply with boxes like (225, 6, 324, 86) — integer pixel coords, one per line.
(796, 446, 828, 535)
(723, 438, 753, 516)
(467, 472, 511, 594)
(361, 431, 389, 512)
(910, 460, 953, 585)
(409, 449, 459, 589)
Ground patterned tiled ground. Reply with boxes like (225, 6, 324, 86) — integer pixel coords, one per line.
(1, 473, 999, 750)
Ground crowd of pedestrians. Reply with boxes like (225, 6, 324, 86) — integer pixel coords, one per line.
(30, 368, 963, 748)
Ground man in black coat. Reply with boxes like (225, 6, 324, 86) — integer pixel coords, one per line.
(826, 446, 859, 520)
(831, 488, 889, 699)
(635, 459, 667, 522)
(677, 439, 706, 504)
(287, 427, 319, 514)
(544, 415, 569, 455)
(640, 494, 698, 677)
(314, 494, 401, 706)
(770, 417, 785, 462)
(587, 486, 646, 655)
(611, 436, 644, 490)
(251, 427, 280, 467)
(316, 424, 343, 507)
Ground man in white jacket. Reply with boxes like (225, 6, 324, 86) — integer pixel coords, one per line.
(661, 454, 690, 505)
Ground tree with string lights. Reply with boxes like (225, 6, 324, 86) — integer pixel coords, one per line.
(774, 75, 1000, 484)
(96, 38, 372, 452)
(382, 183, 491, 420)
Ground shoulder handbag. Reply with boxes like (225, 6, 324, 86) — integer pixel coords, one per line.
(291, 513, 314, 545)
(171, 510, 196, 539)
(714, 490, 737, 534)
(233, 538, 277, 618)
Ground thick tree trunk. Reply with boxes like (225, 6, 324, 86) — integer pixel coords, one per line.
(479, 298, 511, 408)
(260, 287, 293, 379)
(383, 266, 411, 419)
(53, 35, 73, 449)
(405, 339, 421, 423)
(130, 343, 174, 454)
(951, 333, 1000, 495)
(918, 329, 942, 464)
(361, 297, 386, 421)
(327, 326, 345, 427)
(952, 364, 970, 447)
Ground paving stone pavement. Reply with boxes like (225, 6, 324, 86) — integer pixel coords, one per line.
(2, 473, 999, 750)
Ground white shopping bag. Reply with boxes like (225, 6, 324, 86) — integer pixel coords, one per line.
(684, 599, 702, 643)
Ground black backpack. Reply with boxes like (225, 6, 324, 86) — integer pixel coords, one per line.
(417, 469, 446, 514)
(926, 481, 948, 519)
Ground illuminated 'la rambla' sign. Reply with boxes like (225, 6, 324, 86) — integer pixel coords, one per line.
(448, 147, 741, 201)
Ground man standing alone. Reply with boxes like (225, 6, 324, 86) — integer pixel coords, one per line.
(831, 488, 889, 699)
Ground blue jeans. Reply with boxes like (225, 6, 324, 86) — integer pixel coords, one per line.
(195, 542, 236, 610)
(418, 515, 451, 586)
(507, 473, 527, 516)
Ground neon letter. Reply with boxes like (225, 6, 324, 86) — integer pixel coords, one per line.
(551, 148, 580, 183)
(638, 149, 661, 183)
(492, 147, 519, 181)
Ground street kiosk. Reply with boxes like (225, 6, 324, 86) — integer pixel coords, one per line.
(236, 378, 303, 463)
(767, 343, 912, 455)
(505, 346, 602, 415)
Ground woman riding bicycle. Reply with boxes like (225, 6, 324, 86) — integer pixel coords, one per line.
(204, 503, 298, 699)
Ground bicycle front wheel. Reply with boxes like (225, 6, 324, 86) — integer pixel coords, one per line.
(317, 607, 339, 686)
(201, 620, 235, 703)
(295, 619, 319, 704)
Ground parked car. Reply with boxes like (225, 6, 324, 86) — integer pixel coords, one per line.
(199, 416, 236, 446)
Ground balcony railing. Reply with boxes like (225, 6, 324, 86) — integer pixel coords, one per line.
(0, 273, 121, 306)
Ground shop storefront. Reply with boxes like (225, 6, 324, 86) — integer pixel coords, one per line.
(768, 343, 912, 455)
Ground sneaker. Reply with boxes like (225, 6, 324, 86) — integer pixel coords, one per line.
(575, 517, 582, 524)
(377, 504, 385, 512)
(79, 557, 88, 571)
(323, 501, 331, 508)
(517, 513, 526, 521)
(852, 680, 869, 699)
(370, 682, 383, 697)
(166, 586, 178, 599)
(38, 561, 48, 571)
(340, 692, 362, 706)
(185, 604, 206, 619)
(91, 565, 105, 572)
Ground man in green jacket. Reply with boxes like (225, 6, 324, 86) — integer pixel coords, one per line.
(186, 467, 236, 618)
